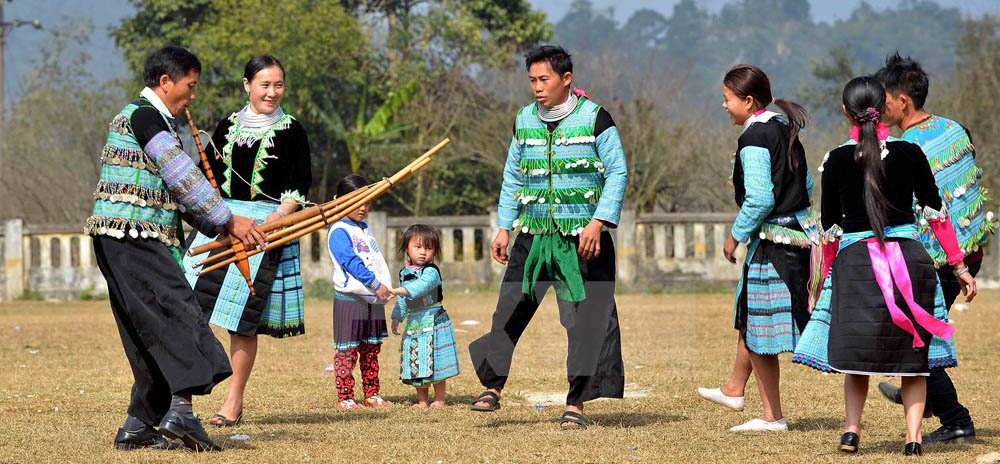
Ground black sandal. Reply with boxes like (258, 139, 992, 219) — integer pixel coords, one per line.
(470, 391, 501, 412)
(560, 410, 588, 430)
(209, 412, 242, 428)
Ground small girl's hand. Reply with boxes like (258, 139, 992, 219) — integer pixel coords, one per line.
(390, 287, 409, 296)
(391, 319, 401, 335)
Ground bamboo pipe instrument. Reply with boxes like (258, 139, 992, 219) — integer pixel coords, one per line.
(187, 185, 371, 257)
(193, 184, 375, 268)
(197, 155, 435, 276)
(190, 137, 448, 258)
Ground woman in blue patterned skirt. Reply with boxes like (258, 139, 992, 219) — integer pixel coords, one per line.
(181, 55, 311, 426)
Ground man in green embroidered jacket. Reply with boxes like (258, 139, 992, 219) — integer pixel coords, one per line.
(873, 52, 995, 445)
(87, 46, 265, 452)
(469, 45, 628, 429)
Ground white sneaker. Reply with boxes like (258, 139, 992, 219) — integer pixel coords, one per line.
(696, 387, 745, 411)
(729, 418, 788, 432)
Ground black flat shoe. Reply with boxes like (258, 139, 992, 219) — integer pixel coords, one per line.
(839, 432, 859, 454)
(923, 423, 976, 444)
(903, 442, 922, 456)
(158, 409, 222, 452)
(114, 422, 182, 450)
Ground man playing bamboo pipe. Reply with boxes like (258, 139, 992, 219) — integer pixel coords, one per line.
(85, 46, 265, 452)
(468, 45, 628, 429)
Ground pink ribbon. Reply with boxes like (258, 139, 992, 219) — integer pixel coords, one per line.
(849, 123, 890, 142)
(572, 87, 589, 99)
(865, 239, 954, 348)
(820, 238, 839, 282)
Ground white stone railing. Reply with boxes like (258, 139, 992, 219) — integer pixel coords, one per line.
(3, 211, 998, 300)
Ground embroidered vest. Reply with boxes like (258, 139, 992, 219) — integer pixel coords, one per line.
(512, 98, 605, 236)
(398, 263, 444, 310)
(903, 115, 996, 266)
(84, 100, 183, 248)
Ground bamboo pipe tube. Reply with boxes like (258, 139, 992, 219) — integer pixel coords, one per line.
(198, 156, 434, 276)
(185, 109, 220, 191)
(187, 185, 371, 256)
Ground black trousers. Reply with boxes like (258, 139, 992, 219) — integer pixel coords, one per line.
(94, 236, 232, 426)
(469, 231, 625, 405)
(927, 260, 980, 427)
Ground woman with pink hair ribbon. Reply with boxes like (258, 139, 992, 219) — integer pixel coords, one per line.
(792, 76, 976, 457)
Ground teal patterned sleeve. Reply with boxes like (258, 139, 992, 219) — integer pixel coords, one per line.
(497, 136, 523, 230)
(392, 293, 406, 322)
(593, 126, 628, 227)
(401, 267, 442, 300)
(731, 146, 775, 242)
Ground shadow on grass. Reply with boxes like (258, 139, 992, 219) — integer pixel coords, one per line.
(218, 429, 303, 450)
(791, 417, 842, 431)
(250, 409, 390, 425)
(475, 412, 687, 429)
(862, 438, 976, 456)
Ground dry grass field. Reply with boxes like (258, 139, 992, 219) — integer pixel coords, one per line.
(1, 290, 998, 463)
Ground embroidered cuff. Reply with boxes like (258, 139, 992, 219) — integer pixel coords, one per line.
(280, 189, 307, 205)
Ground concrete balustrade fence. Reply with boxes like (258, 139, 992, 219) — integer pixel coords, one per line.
(3, 210, 999, 300)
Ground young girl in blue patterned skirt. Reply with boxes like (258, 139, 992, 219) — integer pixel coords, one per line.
(389, 225, 460, 408)
(697, 65, 819, 432)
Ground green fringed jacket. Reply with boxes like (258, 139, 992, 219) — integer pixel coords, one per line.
(497, 97, 627, 235)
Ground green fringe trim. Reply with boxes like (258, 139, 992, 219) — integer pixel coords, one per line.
(756, 223, 810, 248)
(515, 127, 549, 143)
(513, 215, 592, 236)
(519, 157, 605, 175)
(940, 165, 982, 203)
(953, 190, 989, 222)
(514, 186, 603, 206)
(929, 140, 974, 174)
(921, 219, 997, 267)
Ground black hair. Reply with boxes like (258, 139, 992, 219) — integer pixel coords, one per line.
(873, 52, 929, 110)
(724, 64, 809, 172)
(244, 54, 285, 82)
(335, 174, 368, 198)
(524, 45, 573, 75)
(143, 46, 201, 88)
(843, 76, 892, 245)
(398, 224, 442, 263)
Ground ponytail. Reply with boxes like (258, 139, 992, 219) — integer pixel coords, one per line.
(843, 76, 892, 245)
(772, 98, 809, 172)
(724, 65, 809, 173)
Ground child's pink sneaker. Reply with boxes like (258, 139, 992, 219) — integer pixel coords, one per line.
(363, 395, 392, 408)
